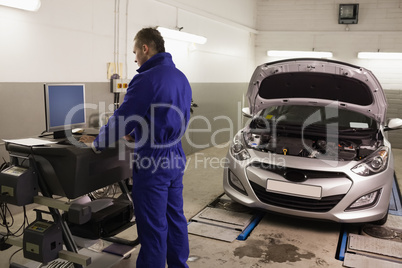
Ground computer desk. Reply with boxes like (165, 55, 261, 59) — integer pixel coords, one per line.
(3, 136, 138, 267)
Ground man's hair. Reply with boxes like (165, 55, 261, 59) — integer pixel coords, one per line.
(134, 27, 165, 53)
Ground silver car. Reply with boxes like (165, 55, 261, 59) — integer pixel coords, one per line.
(223, 58, 402, 224)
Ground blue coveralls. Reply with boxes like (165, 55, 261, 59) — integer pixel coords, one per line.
(93, 52, 192, 268)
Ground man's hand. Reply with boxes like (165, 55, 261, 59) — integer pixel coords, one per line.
(79, 135, 96, 145)
(123, 135, 135, 142)
(79, 135, 101, 154)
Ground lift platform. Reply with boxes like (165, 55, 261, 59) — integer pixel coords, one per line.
(188, 194, 264, 242)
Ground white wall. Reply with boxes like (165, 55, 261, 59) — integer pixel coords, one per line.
(256, 0, 402, 90)
(2, 0, 401, 86)
(0, 0, 257, 83)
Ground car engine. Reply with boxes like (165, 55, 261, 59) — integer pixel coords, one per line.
(244, 128, 380, 161)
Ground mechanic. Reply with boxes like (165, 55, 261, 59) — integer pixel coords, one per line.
(80, 27, 192, 267)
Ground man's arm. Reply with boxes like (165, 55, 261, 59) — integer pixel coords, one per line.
(93, 74, 154, 151)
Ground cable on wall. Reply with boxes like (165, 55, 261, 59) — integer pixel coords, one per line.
(125, 0, 129, 80)
(113, 0, 120, 79)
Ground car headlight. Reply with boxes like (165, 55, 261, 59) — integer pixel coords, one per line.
(351, 146, 389, 176)
(230, 133, 251, 161)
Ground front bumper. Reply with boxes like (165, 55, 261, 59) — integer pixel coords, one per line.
(223, 150, 394, 223)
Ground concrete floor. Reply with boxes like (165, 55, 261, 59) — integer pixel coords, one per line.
(2, 146, 402, 267)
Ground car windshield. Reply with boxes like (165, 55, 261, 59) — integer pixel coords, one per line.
(254, 105, 377, 131)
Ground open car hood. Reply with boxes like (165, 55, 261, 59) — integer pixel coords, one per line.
(246, 59, 387, 124)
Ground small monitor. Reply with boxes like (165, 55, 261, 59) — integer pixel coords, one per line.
(44, 84, 86, 138)
(338, 4, 359, 24)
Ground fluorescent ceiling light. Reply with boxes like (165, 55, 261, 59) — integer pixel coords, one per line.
(0, 0, 41, 11)
(267, 50, 333, 58)
(357, 52, 402, 60)
(157, 27, 207, 45)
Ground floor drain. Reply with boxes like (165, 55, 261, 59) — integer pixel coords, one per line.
(362, 225, 402, 242)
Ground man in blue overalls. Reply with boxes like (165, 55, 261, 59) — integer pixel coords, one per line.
(81, 27, 191, 267)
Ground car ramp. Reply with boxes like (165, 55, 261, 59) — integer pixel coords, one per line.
(188, 194, 264, 242)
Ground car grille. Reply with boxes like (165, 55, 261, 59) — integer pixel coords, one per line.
(250, 162, 347, 179)
(249, 181, 345, 212)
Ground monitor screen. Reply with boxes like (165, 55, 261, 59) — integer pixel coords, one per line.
(44, 84, 86, 135)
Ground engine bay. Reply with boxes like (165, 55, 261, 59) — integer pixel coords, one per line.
(244, 128, 381, 161)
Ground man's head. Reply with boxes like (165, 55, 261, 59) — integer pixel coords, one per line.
(133, 27, 165, 67)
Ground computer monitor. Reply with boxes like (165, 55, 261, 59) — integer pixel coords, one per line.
(44, 84, 86, 139)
